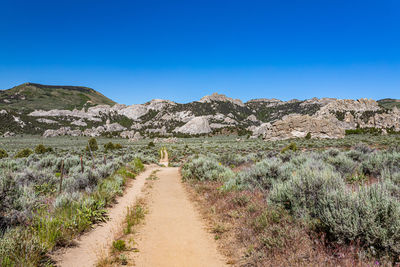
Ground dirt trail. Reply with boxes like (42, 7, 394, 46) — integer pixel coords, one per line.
(133, 167, 227, 267)
(53, 164, 159, 267)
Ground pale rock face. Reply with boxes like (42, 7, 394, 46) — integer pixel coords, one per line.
(120, 130, 136, 139)
(0, 110, 7, 114)
(253, 114, 345, 140)
(29, 109, 102, 122)
(104, 123, 126, 132)
(13, 116, 25, 128)
(174, 116, 211, 134)
(160, 111, 194, 122)
(317, 98, 380, 116)
(129, 132, 143, 141)
(43, 127, 83, 138)
(246, 114, 258, 122)
(146, 126, 167, 135)
(199, 93, 244, 107)
(224, 117, 237, 124)
(2, 131, 15, 137)
(154, 137, 178, 143)
(37, 118, 58, 124)
(210, 123, 229, 129)
(71, 119, 87, 127)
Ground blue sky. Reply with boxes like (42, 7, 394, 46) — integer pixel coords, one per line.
(0, 0, 399, 104)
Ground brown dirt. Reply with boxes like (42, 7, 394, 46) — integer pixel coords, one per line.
(132, 167, 228, 267)
(53, 164, 159, 267)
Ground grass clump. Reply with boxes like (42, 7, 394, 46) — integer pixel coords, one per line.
(112, 240, 126, 252)
(124, 201, 146, 235)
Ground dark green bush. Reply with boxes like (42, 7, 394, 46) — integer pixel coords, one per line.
(104, 142, 123, 152)
(147, 141, 155, 148)
(281, 142, 298, 153)
(305, 132, 312, 140)
(0, 149, 8, 159)
(86, 138, 98, 152)
(34, 144, 52, 154)
(15, 148, 33, 158)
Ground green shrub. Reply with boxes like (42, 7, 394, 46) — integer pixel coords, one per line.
(147, 141, 155, 148)
(15, 148, 33, 158)
(318, 185, 400, 255)
(133, 158, 144, 173)
(181, 155, 234, 182)
(35, 144, 46, 154)
(237, 158, 288, 191)
(86, 138, 98, 152)
(281, 142, 298, 153)
(112, 240, 126, 252)
(305, 132, 312, 140)
(114, 143, 123, 149)
(0, 149, 8, 159)
(104, 142, 115, 152)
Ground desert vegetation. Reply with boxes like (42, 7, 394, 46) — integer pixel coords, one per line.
(1, 133, 400, 266)
(0, 137, 158, 266)
(181, 137, 400, 265)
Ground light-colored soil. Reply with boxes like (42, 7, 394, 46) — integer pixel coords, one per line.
(54, 157, 226, 267)
(132, 167, 227, 267)
(53, 165, 159, 267)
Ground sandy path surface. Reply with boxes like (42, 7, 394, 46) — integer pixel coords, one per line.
(133, 167, 227, 267)
(53, 164, 159, 267)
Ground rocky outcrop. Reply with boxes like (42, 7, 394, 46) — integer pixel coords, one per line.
(200, 93, 244, 106)
(71, 119, 87, 126)
(37, 118, 58, 124)
(2, 131, 15, 137)
(253, 114, 345, 140)
(43, 127, 82, 138)
(174, 116, 211, 134)
(120, 130, 136, 139)
(129, 132, 143, 142)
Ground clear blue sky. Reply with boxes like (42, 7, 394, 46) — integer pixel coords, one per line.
(0, 0, 399, 104)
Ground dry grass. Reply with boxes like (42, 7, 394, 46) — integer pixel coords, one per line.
(185, 180, 377, 267)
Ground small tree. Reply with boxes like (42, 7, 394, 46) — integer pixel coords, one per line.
(86, 138, 98, 152)
(305, 132, 312, 140)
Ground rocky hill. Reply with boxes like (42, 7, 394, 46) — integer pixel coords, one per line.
(0, 85, 399, 140)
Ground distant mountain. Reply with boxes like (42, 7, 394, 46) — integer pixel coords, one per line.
(0, 86, 399, 139)
(377, 98, 400, 110)
(0, 83, 115, 111)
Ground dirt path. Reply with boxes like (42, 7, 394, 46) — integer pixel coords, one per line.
(53, 164, 159, 267)
(133, 167, 227, 267)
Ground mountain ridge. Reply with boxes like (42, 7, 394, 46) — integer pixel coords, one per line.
(0, 83, 399, 139)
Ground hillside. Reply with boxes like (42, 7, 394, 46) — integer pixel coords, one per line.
(0, 83, 115, 111)
(377, 98, 400, 110)
(1, 89, 400, 139)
